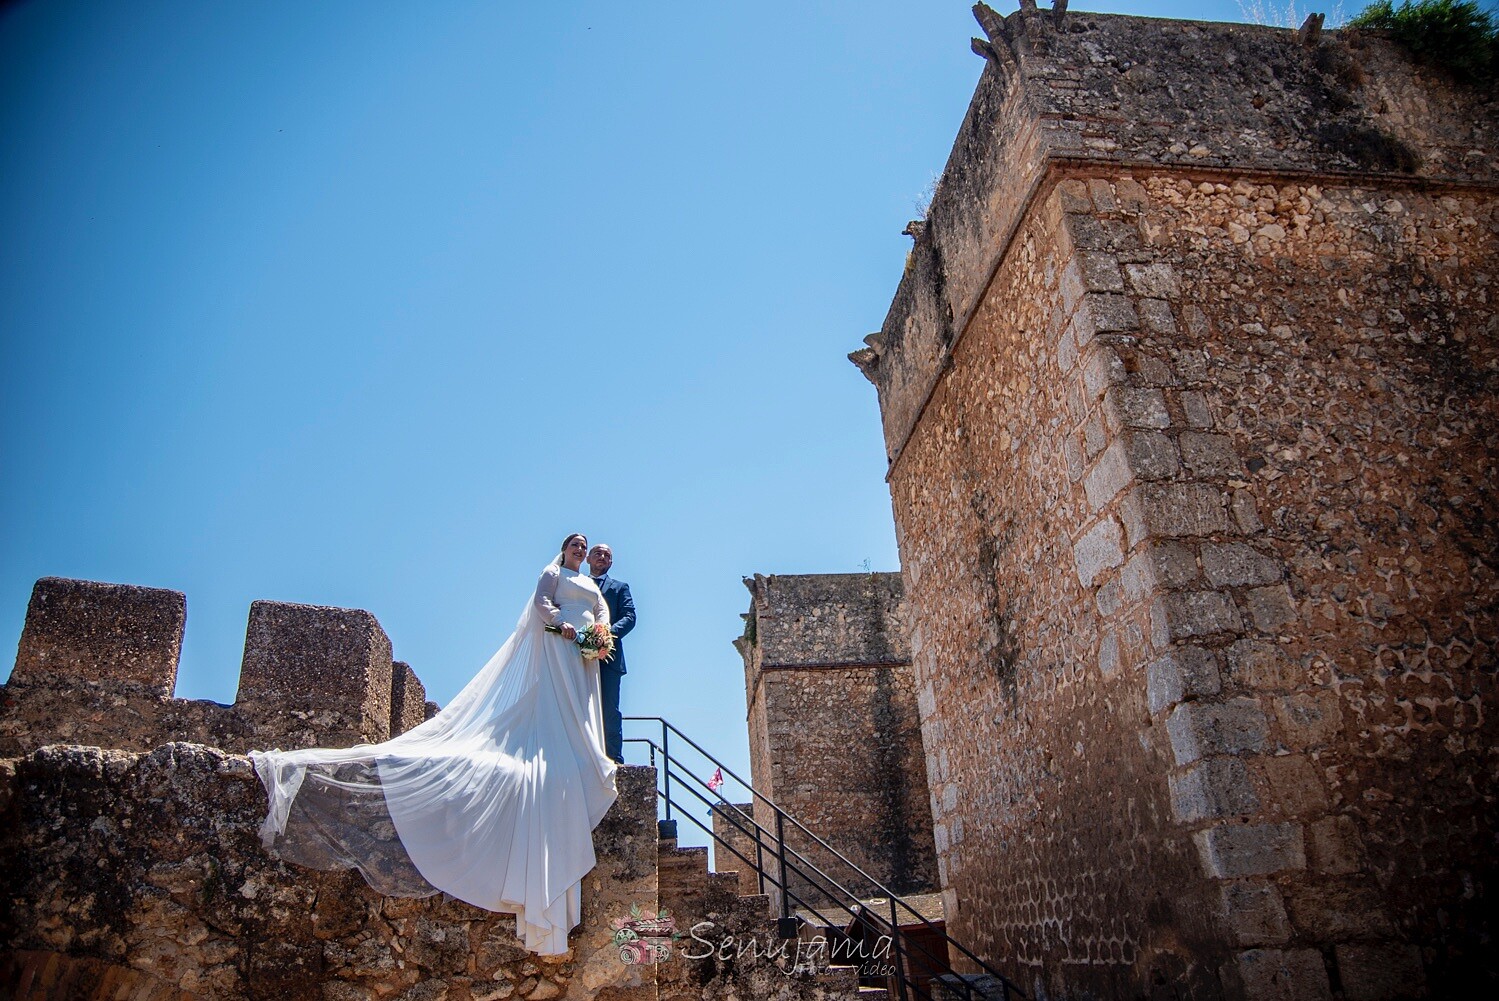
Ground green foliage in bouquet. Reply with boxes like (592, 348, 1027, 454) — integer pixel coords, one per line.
(1350, 0, 1498, 82)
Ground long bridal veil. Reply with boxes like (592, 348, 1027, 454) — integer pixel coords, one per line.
(249, 560, 619, 954)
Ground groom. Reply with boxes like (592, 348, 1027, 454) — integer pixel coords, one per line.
(587, 543, 635, 764)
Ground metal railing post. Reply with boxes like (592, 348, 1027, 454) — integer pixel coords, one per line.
(756, 822, 766, 896)
(776, 810, 790, 921)
(661, 722, 672, 824)
(890, 896, 910, 1001)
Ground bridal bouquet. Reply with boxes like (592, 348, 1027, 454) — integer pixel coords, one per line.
(546, 622, 616, 662)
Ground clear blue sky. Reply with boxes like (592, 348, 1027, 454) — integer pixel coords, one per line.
(4, 0, 1325, 844)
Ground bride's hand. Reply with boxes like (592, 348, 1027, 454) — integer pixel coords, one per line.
(560, 623, 577, 640)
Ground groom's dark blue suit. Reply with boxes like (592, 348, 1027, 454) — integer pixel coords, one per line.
(592, 574, 635, 763)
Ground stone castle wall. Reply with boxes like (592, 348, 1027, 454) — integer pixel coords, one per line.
(854, 6, 1496, 1000)
(0, 577, 863, 1001)
(0, 576, 672, 1000)
(0, 743, 659, 1001)
(0, 577, 437, 758)
(733, 573, 938, 916)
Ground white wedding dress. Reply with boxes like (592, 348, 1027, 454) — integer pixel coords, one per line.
(250, 562, 619, 955)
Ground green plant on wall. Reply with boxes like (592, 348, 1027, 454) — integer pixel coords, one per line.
(1350, 0, 1498, 82)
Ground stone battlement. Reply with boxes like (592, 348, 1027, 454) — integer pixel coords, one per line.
(735, 571, 909, 675)
(1, 576, 437, 757)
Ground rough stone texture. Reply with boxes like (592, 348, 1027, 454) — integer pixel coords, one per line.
(734, 573, 938, 912)
(655, 836, 863, 1001)
(0, 744, 660, 1001)
(711, 802, 765, 898)
(391, 661, 429, 737)
(0, 582, 432, 757)
(11, 577, 186, 696)
(237, 600, 395, 748)
(853, 5, 1496, 998)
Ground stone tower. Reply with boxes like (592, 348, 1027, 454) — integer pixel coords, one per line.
(853, 6, 1497, 999)
(733, 572, 938, 912)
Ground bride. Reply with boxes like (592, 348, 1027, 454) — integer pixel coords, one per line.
(249, 533, 619, 955)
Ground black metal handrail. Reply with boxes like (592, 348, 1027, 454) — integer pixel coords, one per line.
(624, 716, 1024, 1001)
(632, 734, 1019, 1001)
(627, 716, 1013, 978)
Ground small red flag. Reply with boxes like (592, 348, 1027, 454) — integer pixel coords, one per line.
(707, 767, 724, 793)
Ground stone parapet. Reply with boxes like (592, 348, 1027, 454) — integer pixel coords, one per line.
(0, 578, 433, 757)
(854, 4, 1499, 471)
(391, 661, 430, 736)
(236, 599, 395, 748)
(738, 572, 909, 675)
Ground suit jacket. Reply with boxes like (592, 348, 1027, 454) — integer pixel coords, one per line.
(593, 575, 635, 675)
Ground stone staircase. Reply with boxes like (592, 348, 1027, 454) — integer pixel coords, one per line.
(654, 831, 872, 1001)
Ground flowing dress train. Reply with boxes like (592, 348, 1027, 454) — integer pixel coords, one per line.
(249, 563, 618, 955)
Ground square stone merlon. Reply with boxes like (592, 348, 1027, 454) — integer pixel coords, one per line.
(236, 600, 395, 745)
(390, 661, 428, 737)
(12, 577, 186, 696)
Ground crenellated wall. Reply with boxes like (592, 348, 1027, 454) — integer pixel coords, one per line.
(854, 5, 1497, 1000)
(0, 576, 863, 1001)
(0, 576, 439, 758)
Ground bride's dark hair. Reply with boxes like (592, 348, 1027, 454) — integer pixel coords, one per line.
(559, 533, 587, 556)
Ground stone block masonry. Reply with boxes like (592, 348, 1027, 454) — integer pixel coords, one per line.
(237, 599, 395, 747)
(734, 573, 939, 913)
(853, 4, 1496, 999)
(0, 744, 661, 1000)
(1, 577, 433, 757)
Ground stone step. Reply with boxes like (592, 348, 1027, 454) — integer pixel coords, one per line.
(705, 870, 744, 895)
(659, 844, 712, 918)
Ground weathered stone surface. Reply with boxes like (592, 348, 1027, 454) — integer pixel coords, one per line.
(0, 743, 660, 1001)
(1170, 756, 1259, 822)
(0, 585, 434, 758)
(1072, 517, 1124, 588)
(736, 573, 909, 670)
(735, 573, 937, 909)
(390, 661, 428, 737)
(1083, 439, 1134, 512)
(1334, 942, 1426, 1001)
(1234, 948, 1331, 1001)
(1195, 822, 1306, 878)
(1200, 543, 1281, 589)
(11, 577, 185, 696)
(1305, 815, 1365, 876)
(1219, 881, 1290, 946)
(1168, 698, 1269, 764)
(1147, 646, 1223, 715)
(237, 600, 395, 747)
(1224, 639, 1295, 691)
(1285, 881, 1394, 939)
(853, 11, 1496, 997)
